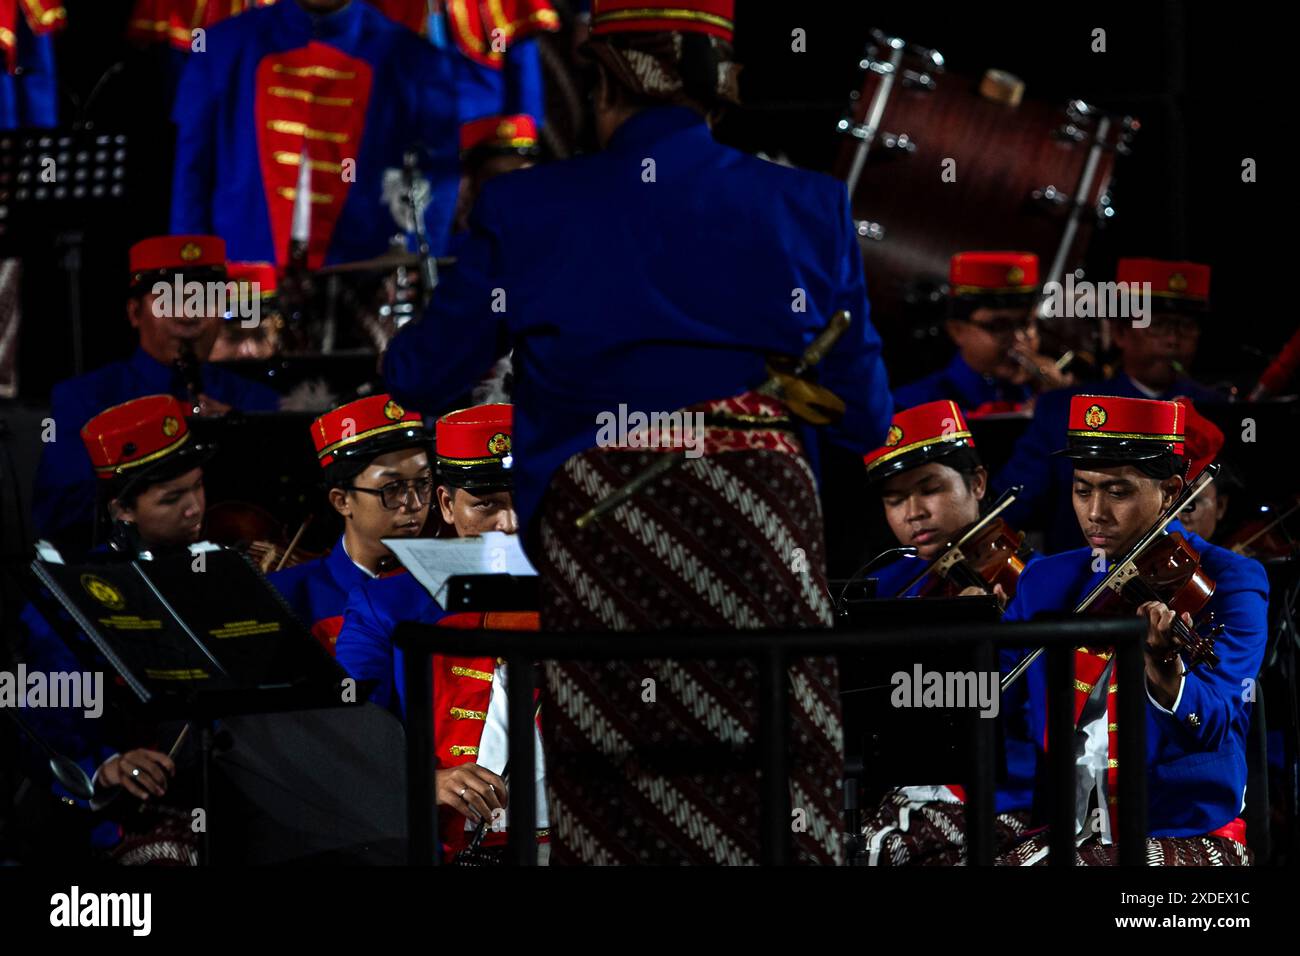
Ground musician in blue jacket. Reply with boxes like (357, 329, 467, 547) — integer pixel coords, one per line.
(20, 395, 215, 861)
(994, 258, 1223, 553)
(998, 393, 1267, 865)
(169, 0, 462, 268)
(892, 252, 1073, 416)
(32, 235, 280, 552)
(268, 394, 435, 653)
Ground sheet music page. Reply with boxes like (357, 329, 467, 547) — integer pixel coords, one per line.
(381, 532, 537, 604)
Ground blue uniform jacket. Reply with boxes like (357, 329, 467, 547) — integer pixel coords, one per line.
(1, 13, 57, 128)
(451, 36, 545, 124)
(335, 571, 446, 716)
(993, 375, 1224, 553)
(1002, 521, 1268, 837)
(169, 0, 462, 264)
(268, 535, 372, 654)
(384, 106, 894, 538)
(31, 347, 280, 543)
(892, 353, 1030, 415)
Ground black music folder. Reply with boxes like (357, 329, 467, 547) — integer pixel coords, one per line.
(30, 545, 349, 718)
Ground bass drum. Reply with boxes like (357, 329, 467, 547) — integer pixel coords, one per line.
(833, 30, 1137, 375)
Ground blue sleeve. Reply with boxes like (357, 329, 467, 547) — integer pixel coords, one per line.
(502, 37, 545, 120)
(31, 382, 97, 538)
(1160, 559, 1269, 752)
(412, 44, 463, 257)
(384, 182, 507, 410)
(169, 48, 218, 234)
(993, 390, 1064, 530)
(335, 584, 397, 711)
(818, 182, 893, 453)
(0, 19, 57, 129)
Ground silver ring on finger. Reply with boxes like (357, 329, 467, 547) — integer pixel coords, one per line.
(458, 786, 467, 798)
(131, 767, 141, 778)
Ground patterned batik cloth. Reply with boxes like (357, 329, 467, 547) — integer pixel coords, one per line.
(535, 409, 842, 865)
(106, 806, 199, 866)
(997, 832, 1252, 866)
(860, 788, 1032, 866)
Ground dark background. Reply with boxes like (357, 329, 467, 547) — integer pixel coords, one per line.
(7, 0, 1284, 401)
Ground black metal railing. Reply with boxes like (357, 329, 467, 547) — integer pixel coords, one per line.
(394, 617, 1148, 866)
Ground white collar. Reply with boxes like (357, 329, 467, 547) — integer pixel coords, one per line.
(340, 538, 379, 579)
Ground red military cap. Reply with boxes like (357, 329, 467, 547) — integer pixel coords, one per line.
(310, 394, 429, 468)
(226, 261, 277, 299)
(590, 0, 735, 42)
(1175, 398, 1223, 484)
(949, 252, 1039, 297)
(129, 234, 227, 288)
(863, 400, 979, 481)
(460, 114, 540, 158)
(1115, 258, 1210, 307)
(1057, 394, 1185, 464)
(80, 394, 213, 491)
(436, 404, 514, 490)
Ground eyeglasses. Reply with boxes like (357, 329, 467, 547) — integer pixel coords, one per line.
(343, 475, 435, 510)
(960, 315, 1034, 338)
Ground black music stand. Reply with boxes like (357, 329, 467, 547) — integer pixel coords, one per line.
(0, 130, 129, 375)
(29, 545, 355, 863)
(836, 594, 1007, 858)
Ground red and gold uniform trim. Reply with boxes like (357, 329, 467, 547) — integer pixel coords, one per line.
(590, 0, 734, 41)
(446, 0, 560, 69)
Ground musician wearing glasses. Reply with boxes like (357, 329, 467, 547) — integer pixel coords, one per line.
(268, 394, 434, 654)
(997, 395, 1266, 865)
(995, 258, 1222, 553)
(892, 252, 1073, 418)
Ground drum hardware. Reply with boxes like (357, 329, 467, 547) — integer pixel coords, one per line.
(855, 220, 886, 242)
(833, 30, 1136, 378)
(837, 29, 944, 195)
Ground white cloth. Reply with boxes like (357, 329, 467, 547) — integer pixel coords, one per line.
(1075, 658, 1114, 845)
(471, 662, 549, 829)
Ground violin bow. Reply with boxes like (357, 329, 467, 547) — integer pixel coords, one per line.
(1001, 463, 1220, 694)
(1230, 495, 1300, 555)
(896, 485, 1022, 598)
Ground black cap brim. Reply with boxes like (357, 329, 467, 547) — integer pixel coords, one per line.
(1053, 439, 1175, 463)
(867, 440, 980, 484)
(330, 425, 432, 463)
(114, 440, 217, 499)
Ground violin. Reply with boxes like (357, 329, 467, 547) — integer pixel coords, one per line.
(203, 501, 321, 573)
(1003, 464, 1224, 692)
(1082, 530, 1222, 669)
(898, 486, 1029, 604)
(1221, 496, 1300, 560)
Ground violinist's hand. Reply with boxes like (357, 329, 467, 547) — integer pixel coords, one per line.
(1137, 600, 1192, 708)
(97, 749, 175, 801)
(436, 764, 507, 824)
(957, 583, 1008, 607)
